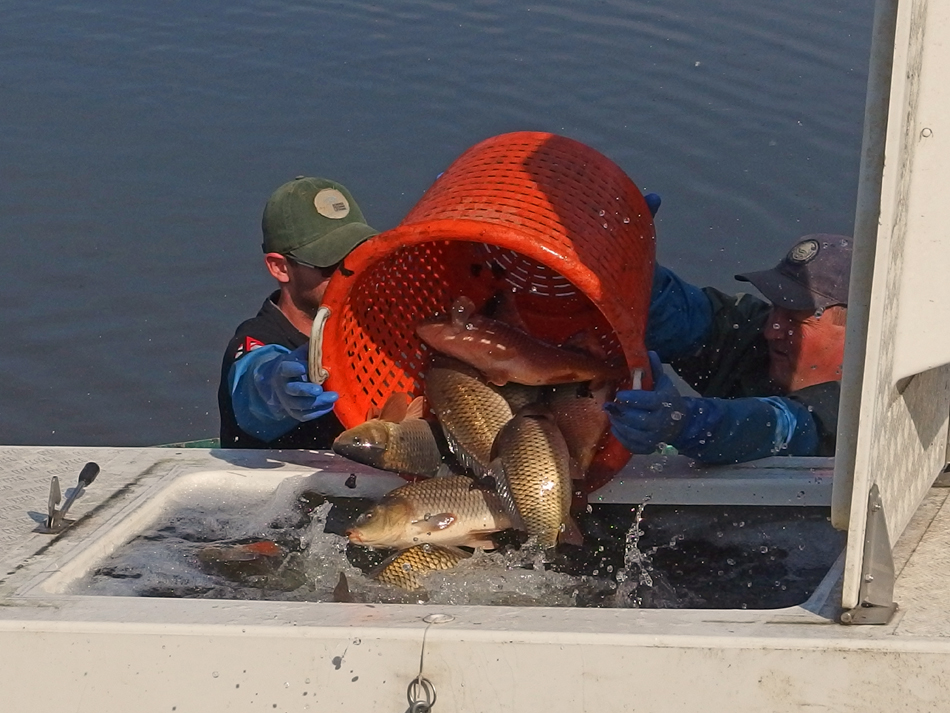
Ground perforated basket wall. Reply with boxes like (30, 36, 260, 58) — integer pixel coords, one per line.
(321, 131, 655, 490)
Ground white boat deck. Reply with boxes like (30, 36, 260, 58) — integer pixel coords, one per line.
(1, 445, 948, 712)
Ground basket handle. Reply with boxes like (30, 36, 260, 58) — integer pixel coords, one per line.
(630, 368, 644, 390)
(308, 306, 331, 385)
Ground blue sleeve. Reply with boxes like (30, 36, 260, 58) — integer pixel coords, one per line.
(228, 344, 298, 442)
(672, 395, 820, 464)
(646, 264, 715, 362)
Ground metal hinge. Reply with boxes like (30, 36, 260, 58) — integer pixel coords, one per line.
(840, 484, 898, 625)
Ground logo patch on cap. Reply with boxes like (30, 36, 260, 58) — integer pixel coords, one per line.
(313, 188, 350, 220)
(787, 239, 819, 264)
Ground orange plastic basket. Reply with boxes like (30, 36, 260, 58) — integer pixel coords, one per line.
(321, 131, 655, 491)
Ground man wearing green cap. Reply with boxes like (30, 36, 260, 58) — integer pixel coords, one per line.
(217, 177, 378, 448)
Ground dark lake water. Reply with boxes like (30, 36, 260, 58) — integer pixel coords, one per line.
(0, 0, 874, 446)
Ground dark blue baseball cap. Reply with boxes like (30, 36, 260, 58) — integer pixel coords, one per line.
(736, 234, 852, 311)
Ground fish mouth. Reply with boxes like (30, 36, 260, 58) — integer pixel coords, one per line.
(332, 440, 386, 463)
(345, 529, 363, 544)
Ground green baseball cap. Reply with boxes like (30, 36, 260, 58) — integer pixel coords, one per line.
(261, 176, 378, 267)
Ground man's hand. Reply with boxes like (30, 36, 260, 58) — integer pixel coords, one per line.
(604, 352, 689, 454)
(260, 344, 338, 422)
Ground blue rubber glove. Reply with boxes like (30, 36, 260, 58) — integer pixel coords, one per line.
(604, 352, 690, 454)
(604, 353, 821, 464)
(229, 343, 339, 442)
(645, 264, 714, 361)
(644, 193, 661, 217)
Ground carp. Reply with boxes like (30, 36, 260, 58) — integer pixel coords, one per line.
(489, 404, 583, 550)
(547, 380, 614, 476)
(345, 475, 512, 550)
(332, 393, 445, 478)
(424, 362, 514, 478)
(372, 543, 470, 592)
(415, 295, 625, 386)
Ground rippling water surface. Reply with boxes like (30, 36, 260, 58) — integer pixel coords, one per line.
(0, 0, 873, 445)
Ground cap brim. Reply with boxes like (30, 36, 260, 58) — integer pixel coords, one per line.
(289, 221, 379, 268)
(735, 269, 827, 311)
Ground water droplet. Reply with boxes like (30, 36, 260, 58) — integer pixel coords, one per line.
(602, 223, 609, 229)
(670, 411, 683, 421)
(598, 209, 606, 217)
(212, 672, 219, 678)
(759, 545, 769, 554)
(623, 217, 630, 224)
(726, 558, 736, 565)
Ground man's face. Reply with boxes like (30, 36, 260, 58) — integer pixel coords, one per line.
(285, 258, 335, 313)
(264, 252, 337, 318)
(763, 306, 847, 392)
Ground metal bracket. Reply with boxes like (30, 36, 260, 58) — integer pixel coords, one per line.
(840, 484, 898, 625)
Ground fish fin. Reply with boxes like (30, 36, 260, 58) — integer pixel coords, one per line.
(493, 290, 529, 331)
(488, 458, 527, 531)
(569, 456, 585, 482)
(460, 532, 498, 551)
(484, 370, 511, 387)
(558, 514, 584, 547)
(433, 463, 456, 478)
(332, 572, 353, 603)
(445, 546, 474, 559)
(405, 395, 426, 420)
(450, 296, 477, 329)
(562, 328, 606, 359)
(365, 405, 382, 420)
(420, 512, 457, 531)
(379, 392, 410, 422)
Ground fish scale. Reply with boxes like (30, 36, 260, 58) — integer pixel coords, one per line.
(415, 296, 626, 386)
(372, 544, 470, 591)
(490, 406, 574, 549)
(346, 475, 512, 549)
(547, 381, 613, 475)
(425, 366, 514, 478)
(331, 399, 444, 478)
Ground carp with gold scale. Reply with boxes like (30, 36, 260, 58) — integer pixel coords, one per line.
(424, 362, 514, 478)
(489, 403, 583, 550)
(372, 543, 471, 592)
(331, 392, 445, 478)
(345, 475, 512, 550)
(547, 380, 614, 476)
